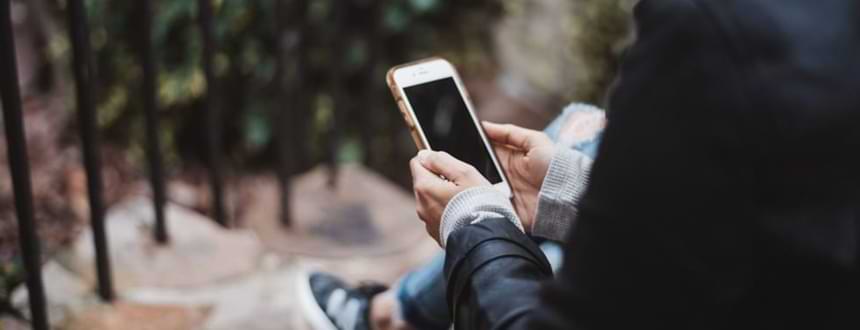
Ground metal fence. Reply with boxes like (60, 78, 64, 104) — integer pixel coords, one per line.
(2, 1, 51, 328)
(0, 0, 312, 328)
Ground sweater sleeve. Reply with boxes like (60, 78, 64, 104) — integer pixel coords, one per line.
(439, 185, 524, 247)
(439, 147, 593, 245)
(531, 147, 593, 241)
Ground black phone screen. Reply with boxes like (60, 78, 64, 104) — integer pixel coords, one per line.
(403, 77, 503, 184)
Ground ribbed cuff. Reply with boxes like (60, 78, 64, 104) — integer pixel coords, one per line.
(440, 186, 523, 247)
(532, 147, 592, 241)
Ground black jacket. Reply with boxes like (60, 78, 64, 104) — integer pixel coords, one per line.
(444, 0, 860, 328)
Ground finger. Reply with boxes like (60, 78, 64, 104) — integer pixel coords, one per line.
(483, 121, 550, 150)
(492, 145, 517, 176)
(410, 156, 450, 193)
(418, 150, 481, 185)
(492, 144, 511, 162)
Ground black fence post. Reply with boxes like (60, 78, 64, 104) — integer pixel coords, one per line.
(197, 0, 228, 227)
(357, 1, 382, 167)
(274, 0, 292, 226)
(67, 0, 115, 302)
(326, 2, 348, 188)
(0, 1, 50, 328)
(139, 0, 169, 243)
(273, 0, 310, 226)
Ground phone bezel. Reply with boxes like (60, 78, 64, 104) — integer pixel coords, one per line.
(388, 58, 512, 198)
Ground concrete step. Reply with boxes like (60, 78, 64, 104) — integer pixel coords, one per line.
(12, 165, 438, 329)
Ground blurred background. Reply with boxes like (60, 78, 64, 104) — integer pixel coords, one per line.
(1, 0, 635, 328)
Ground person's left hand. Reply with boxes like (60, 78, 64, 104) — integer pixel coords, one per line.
(483, 122, 555, 232)
(410, 150, 491, 243)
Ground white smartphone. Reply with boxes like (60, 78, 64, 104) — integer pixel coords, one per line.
(387, 57, 512, 197)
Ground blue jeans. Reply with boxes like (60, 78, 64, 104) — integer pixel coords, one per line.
(396, 104, 605, 329)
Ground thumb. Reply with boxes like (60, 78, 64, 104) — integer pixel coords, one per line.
(418, 150, 481, 186)
(410, 156, 451, 192)
(483, 121, 549, 151)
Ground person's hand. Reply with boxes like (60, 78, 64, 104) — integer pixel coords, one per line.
(410, 150, 491, 243)
(483, 122, 555, 232)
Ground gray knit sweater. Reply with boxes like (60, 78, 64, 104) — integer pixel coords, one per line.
(440, 147, 593, 246)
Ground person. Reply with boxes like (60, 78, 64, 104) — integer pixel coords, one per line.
(297, 103, 606, 330)
(414, 0, 860, 328)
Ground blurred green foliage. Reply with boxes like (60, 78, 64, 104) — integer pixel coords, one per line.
(57, 0, 504, 172)
(569, 0, 636, 104)
(0, 257, 22, 318)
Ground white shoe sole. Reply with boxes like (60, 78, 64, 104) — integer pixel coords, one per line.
(296, 272, 339, 330)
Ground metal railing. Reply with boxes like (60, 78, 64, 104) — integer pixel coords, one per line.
(67, 0, 115, 303)
(1, 0, 300, 328)
(1, 1, 49, 328)
(138, 0, 170, 244)
(197, 0, 229, 228)
(0, 0, 405, 328)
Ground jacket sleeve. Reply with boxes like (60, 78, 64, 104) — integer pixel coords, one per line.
(444, 0, 757, 328)
(444, 218, 554, 329)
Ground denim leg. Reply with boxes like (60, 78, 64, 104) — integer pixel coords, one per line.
(539, 240, 565, 273)
(396, 252, 450, 330)
(543, 103, 605, 159)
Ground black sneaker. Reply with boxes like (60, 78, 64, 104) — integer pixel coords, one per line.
(297, 272, 388, 330)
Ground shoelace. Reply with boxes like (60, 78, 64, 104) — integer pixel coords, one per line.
(325, 289, 362, 330)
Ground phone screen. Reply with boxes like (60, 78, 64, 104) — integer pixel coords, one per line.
(403, 77, 503, 184)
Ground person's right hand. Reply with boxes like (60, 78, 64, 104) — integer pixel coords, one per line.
(483, 122, 555, 232)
